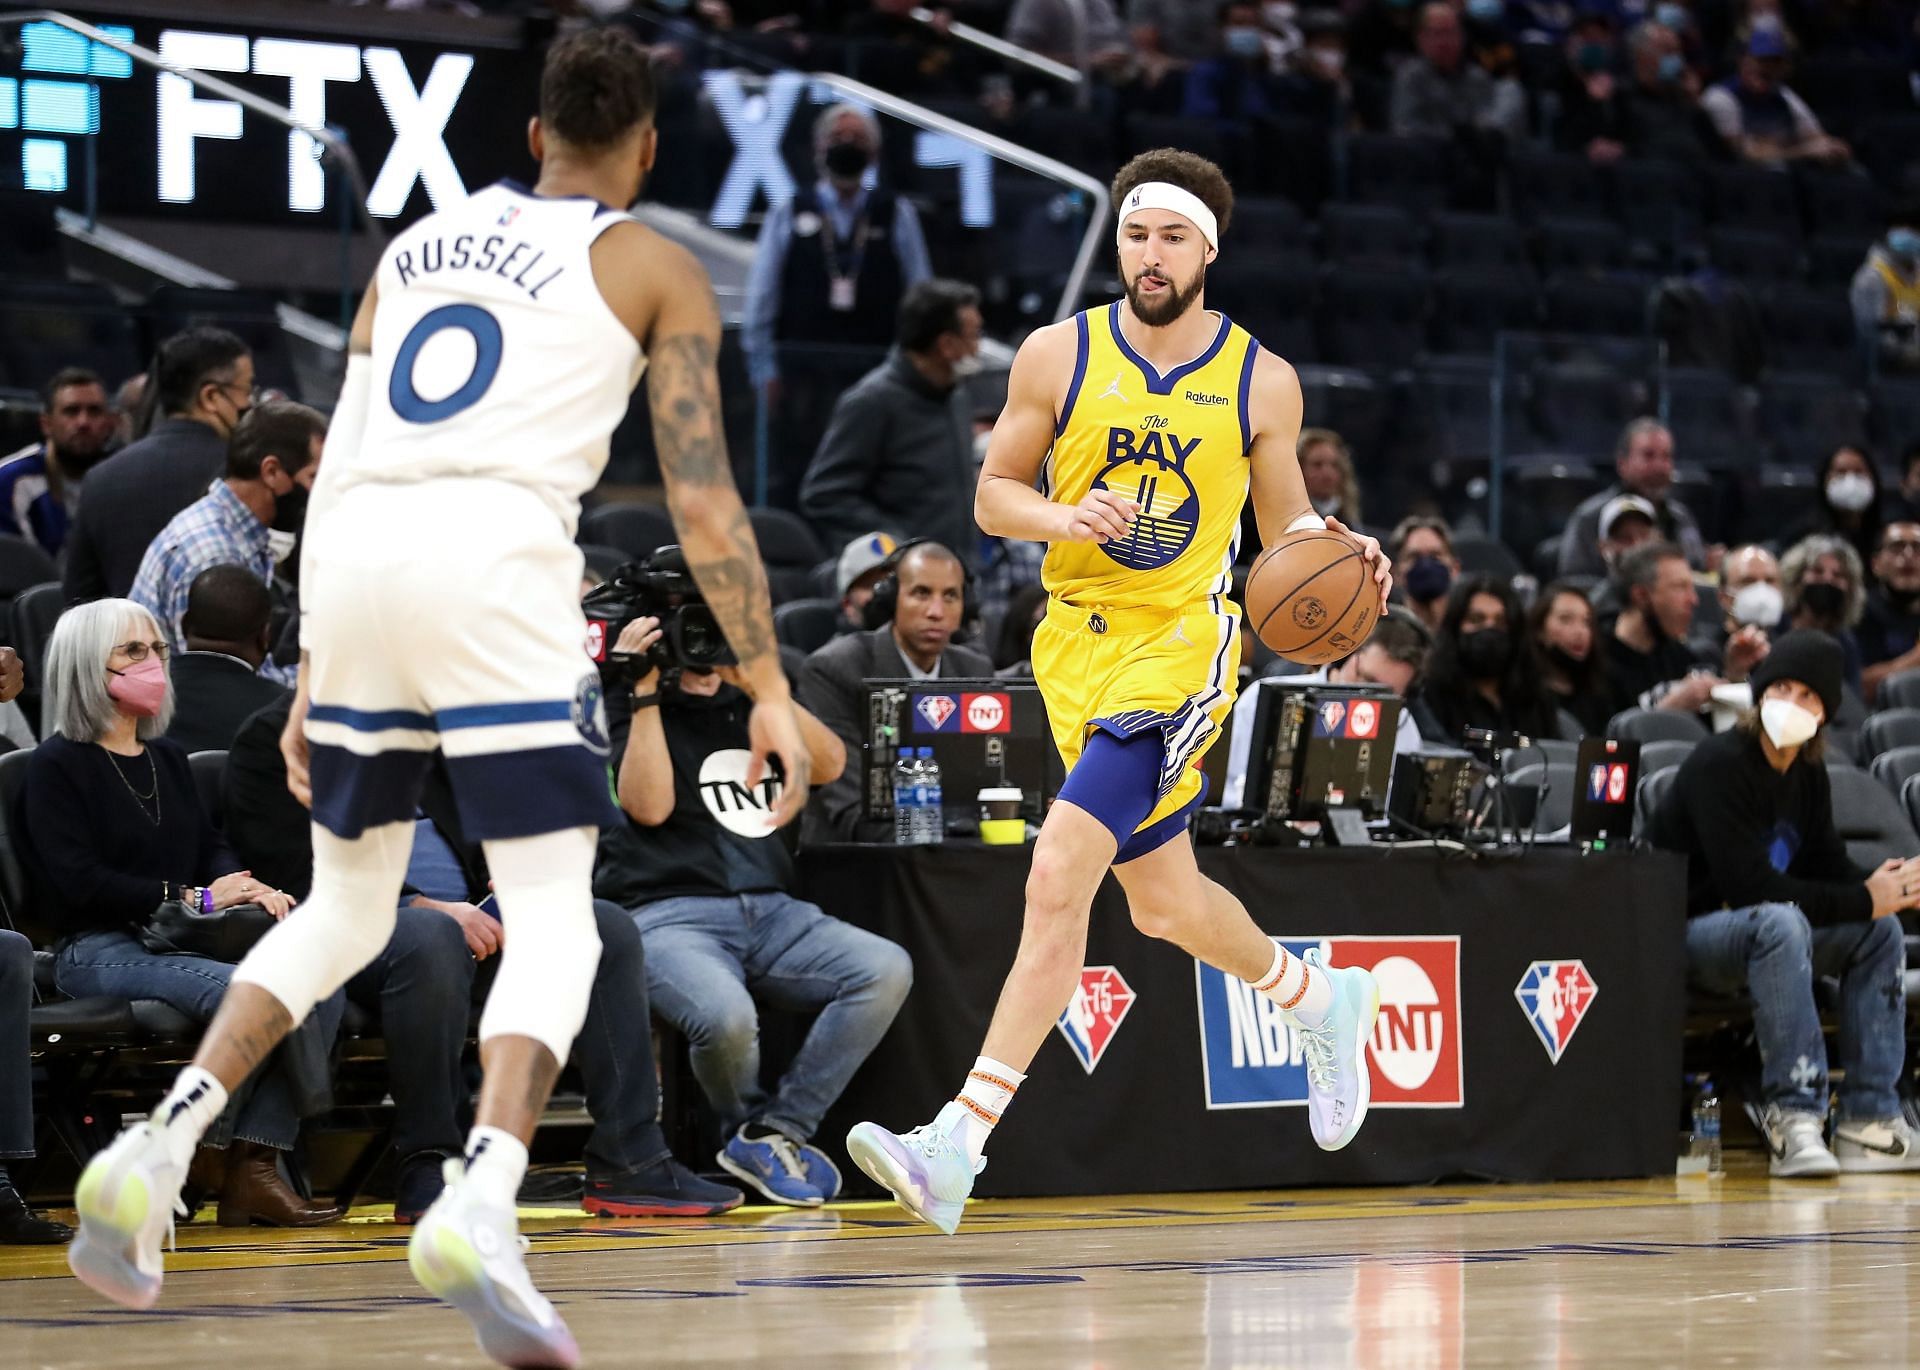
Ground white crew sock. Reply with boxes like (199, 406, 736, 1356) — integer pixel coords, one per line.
(153, 1066, 228, 1170)
(948, 1056, 1026, 1165)
(462, 1126, 529, 1208)
(1253, 940, 1333, 1028)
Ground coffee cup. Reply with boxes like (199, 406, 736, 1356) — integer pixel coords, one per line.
(978, 787, 1025, 844)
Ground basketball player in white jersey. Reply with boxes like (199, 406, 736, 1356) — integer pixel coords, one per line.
(67, 29, 806, 1368)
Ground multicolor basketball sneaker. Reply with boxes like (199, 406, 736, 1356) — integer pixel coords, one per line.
(1298, 949, 1380, 1151)
(68, 1120, 185, 1310)
(846, 1102, 983, 1236)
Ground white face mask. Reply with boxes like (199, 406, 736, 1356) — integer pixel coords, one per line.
(1760, 697, 1821, 750)
(266, 528, 297, 565)
(1729, 581, 1783, 628)
(1826, 472, 1876, 513)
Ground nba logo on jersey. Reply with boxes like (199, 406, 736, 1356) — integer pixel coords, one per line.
(1514, 960, 1598, 1064)
(1054, 967, 1136, 1073)
(1195, 937, 1464, 1109)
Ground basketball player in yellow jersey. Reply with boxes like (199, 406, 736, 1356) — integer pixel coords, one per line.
(847, 150, 1394, 1233)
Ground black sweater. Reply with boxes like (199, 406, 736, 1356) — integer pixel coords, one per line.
(1646, 728, 1871, 925)
(21, 734, 237, 936)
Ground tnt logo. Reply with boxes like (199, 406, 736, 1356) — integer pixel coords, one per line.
(584, 620, 606, 663)
(1195, 936, 1464, 1109)
(1514, 961, 1598, 1064)
(914, 694, 958, 732)
(961, 692, 1010, 734)
(1348, 700, 1380, 740)
(1055, 967, 1135, 1074)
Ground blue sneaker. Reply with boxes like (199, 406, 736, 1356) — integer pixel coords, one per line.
(718, 1129, 824, 1207)
(845, 1102, 983, 1236)
(1298, 949, 1380, 1151)
(795, 1141, 843, 1201)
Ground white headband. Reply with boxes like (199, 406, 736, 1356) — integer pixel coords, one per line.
(1116, 181, 1219, 251)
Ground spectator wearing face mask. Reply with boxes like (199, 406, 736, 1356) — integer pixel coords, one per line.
(1780, 533, 1867, 693)
(1717, 543, 1781, 676)
(1851, 204, 1920, 377)
(1530, 581, 1610, 737)
(1858, 521, 1920, 703)
(1391, 2, 1527, 142)
(1183, 1, 1285, 123)
(1391, 514, 1460, 635)
(1554, 13, 1628, 165)
(1411, 575, 1563, 744)
(1783, 445, 1884, 569)
(743, 103, 932, 504)
(1620, 20, 1718, 164)
(1273, 11, 1355, 128)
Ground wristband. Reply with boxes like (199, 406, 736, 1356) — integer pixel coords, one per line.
(630, 690, 661, 710)
(201, 886, 215, 914)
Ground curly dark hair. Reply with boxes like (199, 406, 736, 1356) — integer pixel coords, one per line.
(1111, 149, 1235, 240)
(540, 26, 656, 150)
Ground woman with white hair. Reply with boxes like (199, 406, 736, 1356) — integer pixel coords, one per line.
(20, 599, 343, 1227)
(1781, 533, 1868, 695)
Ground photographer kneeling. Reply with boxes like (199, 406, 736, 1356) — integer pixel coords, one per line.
(598, 612, 912, 1207)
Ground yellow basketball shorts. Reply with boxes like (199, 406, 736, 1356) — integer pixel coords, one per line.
(1031, 596, 1241, 837)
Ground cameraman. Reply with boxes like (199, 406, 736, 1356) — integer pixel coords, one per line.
(598, 615, 912, 1207)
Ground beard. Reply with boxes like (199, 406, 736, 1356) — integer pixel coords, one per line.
(1125, 262, 1205, 327)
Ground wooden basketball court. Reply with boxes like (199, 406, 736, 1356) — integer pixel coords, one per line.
(4, 1163, 1918, 1366)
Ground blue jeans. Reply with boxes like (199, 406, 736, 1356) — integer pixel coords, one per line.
(348, 900, 672, 1178)
(631, 892, 912, 1142)
(1, 930, 32, 1159)
(1686, 903, 1907, 1120)
(54, 930, 346, 1151)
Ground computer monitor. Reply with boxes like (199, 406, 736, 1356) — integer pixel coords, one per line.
(858, 679, 1060, 829)
(1570, 736, 1641, 846)
(1241, 682, 1401, 844)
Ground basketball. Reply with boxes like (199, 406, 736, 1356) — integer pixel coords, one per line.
(1243, 528, 1378, 664)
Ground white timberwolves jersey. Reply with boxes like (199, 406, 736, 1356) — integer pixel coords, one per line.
(339, 180, 646, 534)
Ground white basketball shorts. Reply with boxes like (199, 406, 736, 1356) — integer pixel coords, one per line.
(302, 477, 618, 841)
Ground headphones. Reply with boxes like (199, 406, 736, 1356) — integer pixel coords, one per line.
(861, 538, 976, 633)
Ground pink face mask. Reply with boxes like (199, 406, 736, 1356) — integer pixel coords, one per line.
(106, 657, 168, 718)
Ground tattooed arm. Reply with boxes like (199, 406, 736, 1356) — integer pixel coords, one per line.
(593, 225, 809, 826)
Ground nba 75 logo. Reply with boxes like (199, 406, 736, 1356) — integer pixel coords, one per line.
(1514, 961, 1598, 1064)
(1194, 937, 1463, 1109)
(915, 694, 957, 730)
(1055, 967, 1136, 1073)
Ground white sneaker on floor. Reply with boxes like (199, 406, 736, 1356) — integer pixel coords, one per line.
(1833, 1115, 1920, 1172)
(67, 1120, 185, 1309)
(407, 1158, 579, 1370)
(1762, 1104, 1840, 1178)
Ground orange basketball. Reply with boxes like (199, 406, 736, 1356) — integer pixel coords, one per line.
(1243, 528, 1378, 665)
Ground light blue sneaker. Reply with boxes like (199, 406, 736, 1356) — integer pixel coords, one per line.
(1298, 948, 1380, 1151)
(795, 1140, 843, 1201)
(718, 1128, 825, 1207)
(845, 1101, 983, 1236)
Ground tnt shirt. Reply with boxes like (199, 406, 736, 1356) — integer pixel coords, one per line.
(594, 685, 795, 907)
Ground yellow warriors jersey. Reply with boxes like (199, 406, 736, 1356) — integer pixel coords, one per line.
(1028, 302, 1261, 836)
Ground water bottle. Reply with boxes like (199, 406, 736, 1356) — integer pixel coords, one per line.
(1694, 1077, 1723, 1176)
(917, 746, 944, 845)
(892, 748, 919, 845)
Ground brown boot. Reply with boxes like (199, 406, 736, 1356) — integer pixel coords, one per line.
(181, 1146, 226, 1218)
(215, 1142, 343, 1227)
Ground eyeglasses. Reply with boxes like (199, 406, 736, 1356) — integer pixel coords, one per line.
(207, 378, 258, 408)
(110, 640, 171, 662)
(1883, 540, 1920, 556)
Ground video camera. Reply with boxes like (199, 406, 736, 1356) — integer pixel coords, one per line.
(583, 545, 735, 687)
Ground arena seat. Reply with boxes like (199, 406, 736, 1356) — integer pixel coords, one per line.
(0, 538, 57, 606)
(1796, 164, 1887, 240)
(1708, 165, 1804, 243)
(1806, 232, 1875, 287)
(1208, 259, 1316, 361)
(1759, 371, 1870, 468)
(1536, 216, 1631, 276)
(1633, 763, 1680, 838)
(1296, 366, 1390, 458)
(748, 508, 826, 604)
(1659, 368, 1758, 469)
(189, 750, 228, 830)
(1828, 761, 1919, 868)
(1878, 667, 1920, 712)
(1868, 744, 1920, 799)
(1871, 378, 1920, 459)
(1346, 135, 1455, 213)
(579, 543, 629, 584)
(1608, 707, 1710, 744)
(1636, 737, 1698, 778)
(1856, 708, 1920, 763)
(1315, 266, 1428, 371)
(1318, 203, 1422, 270)
(1228, 197, 1312, 261)
(578, 502, 675, 561)
(1762, 287, 1865, 378)
(1429, 212, 1529, 273)
(1451, 534, 1523, 581)
(10, 580, 63, 688)
(1508, 759, 1576, 833)
(1541, 276, 1655, 341)
(774, 598, 841, 654)
(1427, 269, 1541, 358)
(1507, 150, 1610, 226)
(1708, 227, 1801, 283)
(1611, 159, 1705, 263)
(1529, 360, 1645, 454)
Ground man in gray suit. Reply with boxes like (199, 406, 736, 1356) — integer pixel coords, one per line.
(798, 541, 991, 843)
(63, 327, 254, 602)
(1558, 418, 1708, 579)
